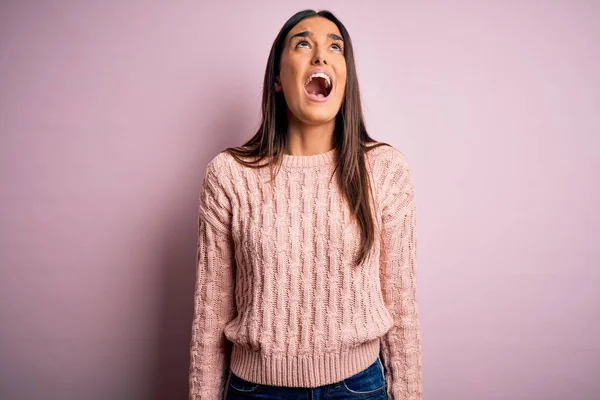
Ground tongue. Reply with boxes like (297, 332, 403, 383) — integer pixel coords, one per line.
(305, 79, 325, 96)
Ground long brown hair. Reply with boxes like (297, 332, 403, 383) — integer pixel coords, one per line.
(224, 9, 390, 266)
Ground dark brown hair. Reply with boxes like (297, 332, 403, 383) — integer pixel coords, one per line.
(224, 9, 390, 266)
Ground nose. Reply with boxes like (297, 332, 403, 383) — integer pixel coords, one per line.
(312, 48, 327, 65)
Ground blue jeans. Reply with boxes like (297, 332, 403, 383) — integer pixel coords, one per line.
(225, 356, 388, 399)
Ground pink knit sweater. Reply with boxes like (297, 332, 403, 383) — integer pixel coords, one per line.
(189, 144, 422, 399)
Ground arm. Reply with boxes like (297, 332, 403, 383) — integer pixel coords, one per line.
(379, 151, 423, 400)
(189, 160, 237, 400)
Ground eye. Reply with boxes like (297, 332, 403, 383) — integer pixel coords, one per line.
(296, 40, 310, 49)
(331, 42, 343, 52)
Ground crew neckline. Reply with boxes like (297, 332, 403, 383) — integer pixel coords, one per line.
(280, 147, 337, 168)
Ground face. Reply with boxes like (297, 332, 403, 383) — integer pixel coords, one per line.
(275, 16, 347, 126)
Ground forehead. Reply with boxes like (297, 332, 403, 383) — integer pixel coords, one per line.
(286, 16, 341, 39)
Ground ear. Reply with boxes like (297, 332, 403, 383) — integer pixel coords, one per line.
(274, 76, 282, 92)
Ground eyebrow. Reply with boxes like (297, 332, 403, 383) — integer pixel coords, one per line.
(288, 31, 344, 45)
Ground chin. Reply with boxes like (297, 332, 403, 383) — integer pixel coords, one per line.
(300, 101, 342, 123)
(285, 92, 343, 125)
(299, 109, 337, 125)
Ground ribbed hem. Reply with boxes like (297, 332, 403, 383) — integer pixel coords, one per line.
(229, 338, 380, 388)
(279, 147, 336, 168)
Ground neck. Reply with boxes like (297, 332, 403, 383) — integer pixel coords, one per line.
(285, 115, 336, 156)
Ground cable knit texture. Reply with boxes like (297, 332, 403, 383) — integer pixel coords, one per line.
(189, 144, 422, 400)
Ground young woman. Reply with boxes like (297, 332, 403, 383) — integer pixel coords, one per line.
(189, 9, 422, 400)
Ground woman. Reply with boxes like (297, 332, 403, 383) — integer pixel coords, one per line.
(189, 9, 422, 400)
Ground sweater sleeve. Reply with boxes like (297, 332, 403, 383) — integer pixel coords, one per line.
(189, 159, 237, 400)
(378, 151, 423, 400)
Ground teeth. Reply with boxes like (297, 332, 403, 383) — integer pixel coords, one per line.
(304, 72, 331, 88)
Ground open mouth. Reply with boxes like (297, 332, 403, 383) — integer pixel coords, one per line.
(304, 72, 332, 100)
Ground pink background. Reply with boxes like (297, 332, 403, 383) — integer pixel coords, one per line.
(1, 1, 598, 399)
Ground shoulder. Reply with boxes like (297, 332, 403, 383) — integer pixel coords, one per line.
(205, 150, 235, 175)
(365, 142, 416, 209)
(365, 142, 412, 175)
(203, 149, 244, 188)
(198, 151, 239, 208)
(197, 151, 236, 232)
